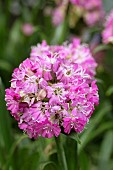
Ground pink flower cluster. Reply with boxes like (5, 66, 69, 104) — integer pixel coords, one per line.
(5, 40, 99, 138)
(102, 10, 113, 44)
(70, 0, 104, 26)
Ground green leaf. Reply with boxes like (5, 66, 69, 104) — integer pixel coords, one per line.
(0, 59, 13, 72)
(0, 78, 13, 151)
(98, 131, 113, 170)
(39, 161, 57, 170)
(49, 152, 58, 165)
(106, 86, 113, 96)
(51, 20, 68, 44)
(79, 151, 89, 170)
(93, 44, 111, 54)
(78, 102, 112, 154)
(85, 121, 113, 143)
(55, 135, 68, 170)
(4, 20, 25, 65)
(21, 151, 40, 170)
(0, 78, 13, 168)
(3, 135, 28, 170)
(64, 137, 78, 170)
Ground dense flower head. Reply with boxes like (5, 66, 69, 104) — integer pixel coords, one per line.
(5, 40, 99, 139)
(102, 10, 113, 44)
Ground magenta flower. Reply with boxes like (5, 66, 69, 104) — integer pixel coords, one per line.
(21, 23, 35, 36)
(84, 9, 104, 27)
(102, 10, 113, 44)
(52, 0, 68, 26)
(5, 40, 99, 139)
(52, 5, 65, 26)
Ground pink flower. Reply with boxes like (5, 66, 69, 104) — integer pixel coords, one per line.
(52, 6, 65, 26)
(70, 0, 102, 10)
(102, 10, 113, 44)
(30, 40, 50, 59)
(5, 88, 20, 120)
(35, 120, 61, 138)
(70, 0, 104, 27)
(52, 0, 68, 26)
(63, 115, 87, 134)
(5, 40, 99, 139)
(84, 9, 104, 27)
(46, 83, 67, 105)
(21, 23, 35, 36)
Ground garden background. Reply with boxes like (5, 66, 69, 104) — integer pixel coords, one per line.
(0, 0, 113, 170)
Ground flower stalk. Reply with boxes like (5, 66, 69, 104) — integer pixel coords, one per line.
(66, 137, 78, 170)
(55, 135, 68, 170)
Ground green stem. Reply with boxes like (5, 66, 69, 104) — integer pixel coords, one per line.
(66, 137, 78, 170)
(55, 135, 68, 170)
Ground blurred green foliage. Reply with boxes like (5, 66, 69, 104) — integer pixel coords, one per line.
(0, 0, 113, 170)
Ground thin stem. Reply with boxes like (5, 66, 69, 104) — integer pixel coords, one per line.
(55, 135, 68, 170)
(66, 137, 78, 170)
